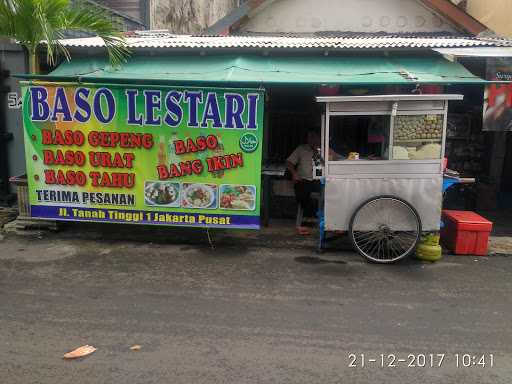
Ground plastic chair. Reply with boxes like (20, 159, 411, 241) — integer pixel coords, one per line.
(441, 177, 460, 229)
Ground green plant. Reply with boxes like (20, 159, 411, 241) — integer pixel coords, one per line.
(0, 0, 130, 73)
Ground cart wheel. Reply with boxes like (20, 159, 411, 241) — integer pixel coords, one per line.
(349, 195, 421, 263)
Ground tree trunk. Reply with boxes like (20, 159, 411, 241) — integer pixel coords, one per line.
(28, 47, 39, 74)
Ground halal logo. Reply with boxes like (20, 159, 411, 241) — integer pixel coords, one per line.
(239, 133, 258, 153)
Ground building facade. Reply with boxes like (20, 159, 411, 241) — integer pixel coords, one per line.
(0, 41, 28, 199)
(465, 0, 512, 38)
(149, 0, 239, 33)
(4, 0, 512, 212)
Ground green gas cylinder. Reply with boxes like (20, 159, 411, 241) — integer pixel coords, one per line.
(415, 233, 442, 262)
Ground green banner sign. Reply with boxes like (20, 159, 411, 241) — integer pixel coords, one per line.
(22, 83, 264, 229)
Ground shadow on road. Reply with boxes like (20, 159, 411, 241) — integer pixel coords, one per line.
(294, 256, 347, 265)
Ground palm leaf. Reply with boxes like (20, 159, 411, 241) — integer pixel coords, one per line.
(60, 1, 130, 67)
(0, 1, 16, 40)
(0, 0, 130, 71)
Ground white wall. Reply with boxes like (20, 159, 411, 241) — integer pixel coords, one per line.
(240, 0, 459, 34)
(466, 0, 512, 37)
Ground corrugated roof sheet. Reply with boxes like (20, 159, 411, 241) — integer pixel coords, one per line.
(58, 31, 512, 50)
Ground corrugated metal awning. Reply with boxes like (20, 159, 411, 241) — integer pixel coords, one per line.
(56, 32, 512, 50)
(433, 47, 512, 57)
(18, 55, 486, 85)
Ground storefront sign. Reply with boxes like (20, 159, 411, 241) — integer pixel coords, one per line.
(7, 92, 22, 109)
(22, 83, 264, 229)
(483, 58, 512, 131)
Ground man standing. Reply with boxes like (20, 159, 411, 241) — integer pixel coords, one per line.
(286, 131, 322, 235)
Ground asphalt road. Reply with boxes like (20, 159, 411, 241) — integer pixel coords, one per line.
(0, 232, 511, 383)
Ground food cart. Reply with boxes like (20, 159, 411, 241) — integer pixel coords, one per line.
(314, 94, 463, 263)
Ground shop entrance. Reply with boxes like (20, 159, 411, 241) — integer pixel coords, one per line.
(500, 133, 512, 209)
(263, 86, 320, 225)
(265, 86, 319, 163)
(261, 83, 494, 232)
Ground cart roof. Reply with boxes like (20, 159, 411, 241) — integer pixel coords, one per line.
(316, 94, 464, 103)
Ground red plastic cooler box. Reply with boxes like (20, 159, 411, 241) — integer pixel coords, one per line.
(441, 210, 493, 256)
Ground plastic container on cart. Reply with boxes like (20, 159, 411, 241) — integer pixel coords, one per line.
(441, 210, 493, 256)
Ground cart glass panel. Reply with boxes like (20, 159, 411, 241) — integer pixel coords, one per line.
(328, 115, 391, 160)
(392, 114, 443, 160)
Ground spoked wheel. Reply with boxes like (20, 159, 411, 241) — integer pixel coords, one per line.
(349, 195, 421, 263)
